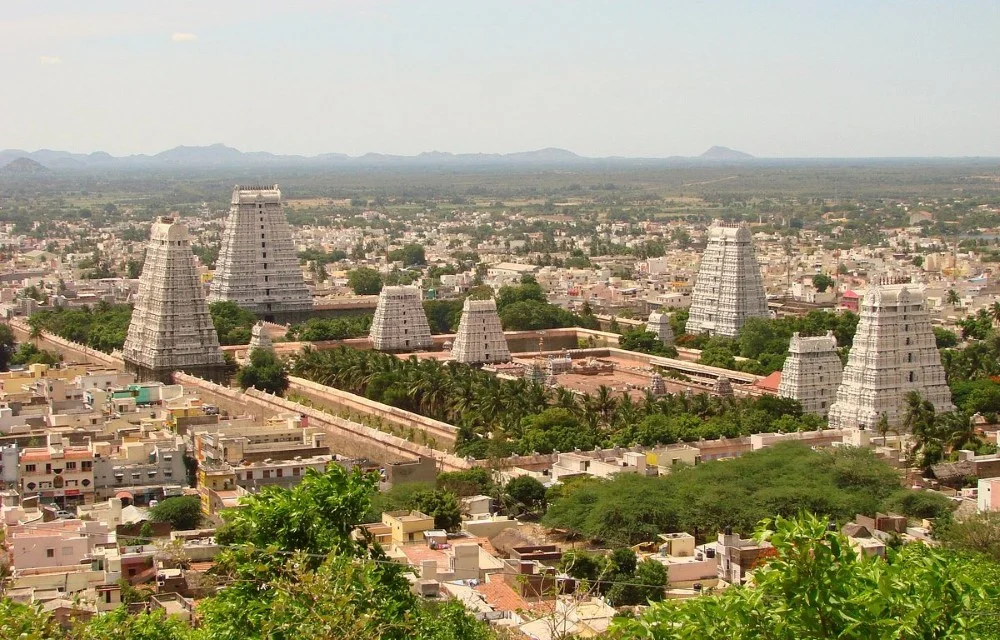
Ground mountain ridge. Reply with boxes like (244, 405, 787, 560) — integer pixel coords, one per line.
(0, 144, 757, 170)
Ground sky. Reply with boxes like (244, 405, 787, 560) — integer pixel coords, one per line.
(2, 1, 998, 158)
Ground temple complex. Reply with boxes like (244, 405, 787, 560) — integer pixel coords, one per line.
(828, 283, 954, 430)
(645, 311, 675, 345)
(123, 217, 226, 382)
(209, 185, 312, 322)
(778, 331, 843, 417)
(685, 221, 769, 337)
(369, 286, 433, 351)
(451, 298, 511, 364)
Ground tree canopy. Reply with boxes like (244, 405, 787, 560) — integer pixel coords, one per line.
(613, 513, 998, 640)
(149, 496, 203, 531)
(236, 348, 290, 396)
(543, 443, 916, 545)
(347, 267, 384, 295)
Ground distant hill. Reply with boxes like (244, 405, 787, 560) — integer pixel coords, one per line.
(1, 157, 49, 174)
(700, 146, 754, 160)
(0, 143, 767, 171)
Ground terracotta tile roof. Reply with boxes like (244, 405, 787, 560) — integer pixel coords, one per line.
(400, 545, 449, 570)
(754, 370, 782, 393)
(475, 579, 530, 613)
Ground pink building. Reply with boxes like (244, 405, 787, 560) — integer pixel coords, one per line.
(978, 477, 1000, 512)
(6, 519, 96, 570)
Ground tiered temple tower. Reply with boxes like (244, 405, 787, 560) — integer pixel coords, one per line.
(247, 322, 274, 358)
(778, 331, 843, 418)
(209, 185, 312, 322)
(685, 221, 769, 337)
(828, 283, 954, 430)
(645, 311, 675, 346)
(369, 286, 433, 351)
(451, 298, 510, 364)
(123, 217, 226, 382)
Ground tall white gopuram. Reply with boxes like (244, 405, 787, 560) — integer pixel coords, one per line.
(369, 286, 433, 351)
(827, 283, 954, 430)
(685, 221, 769, 337)
(645, 311, 675, 346)
(209, 185, 312, 321)
(452, 298, 510, 364)
(123, 217, 226, 380)
(778, 331, 843, 418)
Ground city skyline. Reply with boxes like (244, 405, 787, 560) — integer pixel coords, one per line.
(3, 1, 998, 158)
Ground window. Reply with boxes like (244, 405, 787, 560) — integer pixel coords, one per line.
(909, 371, 915, 383)
(46, 549, 55, 558)
(25, 464, 36, 473)
(263, 470, 271, 479)
(292, 467, 300, 477)
(45, 464, 52, 474)
(246, 471, 253, 480)
(82, 461, 92, 471)
(276, 468, 283, 478)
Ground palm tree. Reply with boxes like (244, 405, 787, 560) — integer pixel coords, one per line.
(594, 385, 618, 427)
(940, 411, 982, 453)
(946, 289, 961, 308)
(990, 301, 1000, 327)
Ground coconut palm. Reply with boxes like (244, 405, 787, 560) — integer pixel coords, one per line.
(946, 289, 961, 308)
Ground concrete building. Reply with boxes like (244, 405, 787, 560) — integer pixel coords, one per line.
(383, 510, 435, 544)
(122, 217, 226, 382)
(209, 185, 312, 321)
(90, 438, 186, 502)
(451, 298, 510, 364)
(778, 331, 844, 417)
(978, 477, 1000, 513)
(19, 435, 95, 507)
(645, 310, 675, 346)
(685, 221, 769, 337)
(828, 283, 954, 430)
(369, 286, 433, 352)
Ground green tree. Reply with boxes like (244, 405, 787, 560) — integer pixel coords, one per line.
(504, 475, 547, 513)
(237, 349, 289, 396)
(933, 326, 959, 348)
(614, 512, 996, 640)
(149, 496, 203, 531)
(388, 243, 426, 267)
(209, 301, 257, 345)
(0, 599, 60, 640)
(72, 607, 192, 640)
(946, 288, 961, 307)
(347, 268, 384, 295)
(412, 489, 462, 532)
(812, 272, 835, 293)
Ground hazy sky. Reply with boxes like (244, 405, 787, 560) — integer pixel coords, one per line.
(2, 1, 998, 158)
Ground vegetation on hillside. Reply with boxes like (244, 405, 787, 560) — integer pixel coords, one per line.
(613, 513, 999, 640)
(542, 443, 942, 546)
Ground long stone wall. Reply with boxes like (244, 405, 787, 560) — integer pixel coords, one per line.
(287, 376, 458, 450)
(172, 373, 471, 471)
(8, 320, 123, 369)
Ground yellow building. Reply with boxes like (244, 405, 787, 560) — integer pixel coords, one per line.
(382, 510, 434, 544)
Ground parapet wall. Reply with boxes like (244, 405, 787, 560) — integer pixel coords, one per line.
(172, 373, 470, 471)
(287, 376, 458, 450)
(9, 320, 123, 369)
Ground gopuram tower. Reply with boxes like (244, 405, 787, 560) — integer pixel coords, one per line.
(369, 286, 433, 352)
(209, 185, 312, 322)
(451, 298, 511, 364)
(123, 217, 226, 382)
(685, 221, 769, 337)
(827, 282, 954, 430)
(778, 331, 843, 418)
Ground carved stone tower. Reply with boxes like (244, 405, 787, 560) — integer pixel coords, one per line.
(452, 298, 510, 364)
(828, 283, 954, 430)
(778, 331, 843, 418)
(369, 286, 433, 352)
(210, 185, 312, 322)
(123, 217, 226, 382)
(685, 221, 769, 337)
